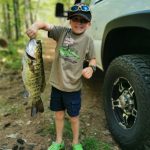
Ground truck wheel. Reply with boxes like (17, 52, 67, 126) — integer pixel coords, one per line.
(103, 55, 150, 150)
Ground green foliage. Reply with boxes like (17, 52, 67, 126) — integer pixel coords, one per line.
(0, 0, 78, 40)
(82, 137, 112, 150)
(7, 104, 25, 115)
(0, 40, 25, 70)
(0, 98, 24, 116)
(0, 99, 7, 115)
(37, 122, 55, 137)
(37, 118, 72, 138)
(63, 119, 72, 138)
(99, 141, 112, 150)
(82, 137, 100, 150)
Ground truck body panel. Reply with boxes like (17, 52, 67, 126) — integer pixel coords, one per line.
(81, 0, 150, 70)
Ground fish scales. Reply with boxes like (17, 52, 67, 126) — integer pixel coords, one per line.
(22, 39, 46, 117)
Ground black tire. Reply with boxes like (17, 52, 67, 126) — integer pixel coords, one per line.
(103, 55, 150, 150)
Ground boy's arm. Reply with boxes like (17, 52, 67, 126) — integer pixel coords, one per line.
(82, 58, 96, 79)
(26, 21, 54, 39)
(89, 58, 96, 67)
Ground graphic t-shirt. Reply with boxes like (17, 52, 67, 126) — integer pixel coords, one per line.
(48, 26, 95, 92)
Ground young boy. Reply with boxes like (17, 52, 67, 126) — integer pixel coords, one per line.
(26, 3, 96, 150)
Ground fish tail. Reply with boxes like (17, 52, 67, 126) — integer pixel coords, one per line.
(31, 98, 44, 117)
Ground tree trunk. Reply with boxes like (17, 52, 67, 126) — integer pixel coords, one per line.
(2, 4, 7, 37)
(24, 0, 34, 30)
(24, 0, 30, 29)
(34, 0, 40, 21)
(6, 3, 12, 39)
(2, 3, 12, 39)
(29, 0, 34, 24)
(13, 0, 21, 40)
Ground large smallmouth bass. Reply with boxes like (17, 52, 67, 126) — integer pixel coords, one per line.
(22, 39, 46, 117)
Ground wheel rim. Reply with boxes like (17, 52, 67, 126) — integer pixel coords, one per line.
(111, 77, 137, 129)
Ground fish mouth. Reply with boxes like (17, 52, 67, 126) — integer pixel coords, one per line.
(26, 53, 35, 60)
(31, 98, 44, 117)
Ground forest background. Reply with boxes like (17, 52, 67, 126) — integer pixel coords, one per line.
(0, 0, 77, 69)
(0, 0, 74, 41)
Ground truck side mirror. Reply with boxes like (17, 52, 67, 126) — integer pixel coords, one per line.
(55, 3, 66, 17)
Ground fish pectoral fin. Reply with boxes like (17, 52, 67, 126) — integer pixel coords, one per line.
(31, 98, 44, 117)
(22, 90, 29, 99)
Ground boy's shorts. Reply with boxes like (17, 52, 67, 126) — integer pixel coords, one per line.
(50, 86, 81, 117)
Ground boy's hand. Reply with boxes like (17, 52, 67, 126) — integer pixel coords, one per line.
(82, 67, 93, 79)
(26, 24, 38, 39)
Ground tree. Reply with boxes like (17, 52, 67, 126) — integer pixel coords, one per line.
(2, 1, 12, 39)
(24, 0, 34, 30)
(13, 0, 21, 40)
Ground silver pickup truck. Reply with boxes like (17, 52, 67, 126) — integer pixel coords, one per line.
(55, 0, 150, 149)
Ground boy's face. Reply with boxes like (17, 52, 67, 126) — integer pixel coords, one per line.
(70, 16, 91, 34)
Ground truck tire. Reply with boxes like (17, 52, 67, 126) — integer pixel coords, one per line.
(103, 55, 150, 150)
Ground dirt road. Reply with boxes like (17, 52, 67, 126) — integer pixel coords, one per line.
(0, 39, 119, 150)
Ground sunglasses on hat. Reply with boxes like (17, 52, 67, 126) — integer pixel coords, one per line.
(70, 5, 90, 12)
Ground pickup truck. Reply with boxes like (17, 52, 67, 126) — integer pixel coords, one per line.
(55, 0, 150, 149)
